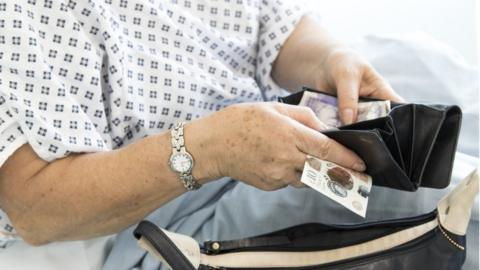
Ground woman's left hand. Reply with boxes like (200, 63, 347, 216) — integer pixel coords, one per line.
(312, 47, 404, 124)
(272, 15, 404, 125)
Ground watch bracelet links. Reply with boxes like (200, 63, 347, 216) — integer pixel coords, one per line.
(171, 122, 202, 191)
(179, 173, 202, 191)
(171, 123, 184, 151)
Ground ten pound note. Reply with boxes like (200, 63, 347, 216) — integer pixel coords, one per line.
(298, 91, 391, 128)
(301, 155, 372, 217)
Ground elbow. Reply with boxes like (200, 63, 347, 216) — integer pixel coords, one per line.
(0, 144, 61, 246)
(5, 207, 54, 246)
(18, 230, 53, 247)
(0, 189, 57, 246)
(0, 177, 85, 246)
(1, 186, 83, 246)
(20, 233, 52, 247)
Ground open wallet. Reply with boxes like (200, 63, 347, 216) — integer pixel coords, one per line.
(133, 168, 478, 270)
(278, 88, 462, 191)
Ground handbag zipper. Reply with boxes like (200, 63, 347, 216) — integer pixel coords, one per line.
(203, 212, 436, 254)
(218, 228, 438, 270)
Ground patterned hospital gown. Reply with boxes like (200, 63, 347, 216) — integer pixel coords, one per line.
(0, 0, 306, 250)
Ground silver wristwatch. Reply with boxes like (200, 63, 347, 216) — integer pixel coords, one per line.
(169, 122, 201, 191)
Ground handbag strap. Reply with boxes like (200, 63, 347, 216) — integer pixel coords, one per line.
(134, 221, 198, 270)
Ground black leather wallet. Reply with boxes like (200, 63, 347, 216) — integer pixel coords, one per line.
(278, 87, 462, 191)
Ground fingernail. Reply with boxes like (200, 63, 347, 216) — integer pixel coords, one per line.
(353, 161, 366, 171)
(342, 108, 354, 125)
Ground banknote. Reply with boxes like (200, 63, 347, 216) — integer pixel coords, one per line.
(298, 91, 391, 127)
(301, 155, 372, 217)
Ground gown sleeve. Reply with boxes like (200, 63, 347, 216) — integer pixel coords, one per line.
(255, 0, 308, 101)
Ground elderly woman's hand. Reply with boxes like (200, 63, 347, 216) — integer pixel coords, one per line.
(272, 15, 404, 125)
(189, 102, 366, 191)
(312, 47, 404, 124)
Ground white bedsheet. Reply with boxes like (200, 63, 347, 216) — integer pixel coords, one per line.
(0, 235, 113, 270)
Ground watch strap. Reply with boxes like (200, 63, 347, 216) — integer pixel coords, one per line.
(179, 173, 202, 191)
(170, 122, 202, 191)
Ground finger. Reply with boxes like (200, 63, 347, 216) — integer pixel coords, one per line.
(333, 70, 361, 125)
(283, 169, 304, 188)
(257, 177, 288, 191)
(364, 70, 405, 103)
(290, 181, 306, 188)
(275, 103, 329, 131)
(294, 122, 366, 171)
(289, 170, 307, 188)
(282, 152, 307, 186)
(292, 151, 308, 173)
(369, 83, 405, 103)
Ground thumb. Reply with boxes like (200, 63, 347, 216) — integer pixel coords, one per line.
(334, 73, 361, 125)
(275, 103, 329, 131)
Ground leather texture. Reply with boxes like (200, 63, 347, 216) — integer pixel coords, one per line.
(278, 88, 462, 191)
(133, 212, 466, 270)
(133, 168, 478, 270)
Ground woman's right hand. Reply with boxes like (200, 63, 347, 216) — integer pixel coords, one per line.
(187, 102, 366, 191)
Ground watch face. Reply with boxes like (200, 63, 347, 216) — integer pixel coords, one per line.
(170, 152, 193, 173)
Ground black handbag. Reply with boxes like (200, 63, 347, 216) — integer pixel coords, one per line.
(278, 87, 462, 191)
(133, 169, 478, 270)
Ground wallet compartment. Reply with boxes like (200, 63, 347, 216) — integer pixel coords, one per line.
(323, 129, 413, 190)
(420, 105, 462, 188)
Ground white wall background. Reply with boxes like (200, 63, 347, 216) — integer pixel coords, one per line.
(308, 0, 478, 66)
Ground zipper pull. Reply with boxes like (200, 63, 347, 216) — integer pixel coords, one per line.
(203, 241, 222, 254)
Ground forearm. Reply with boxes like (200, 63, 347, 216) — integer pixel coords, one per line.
(272, 15, 344, 91)
(0, 119, 218, 245)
